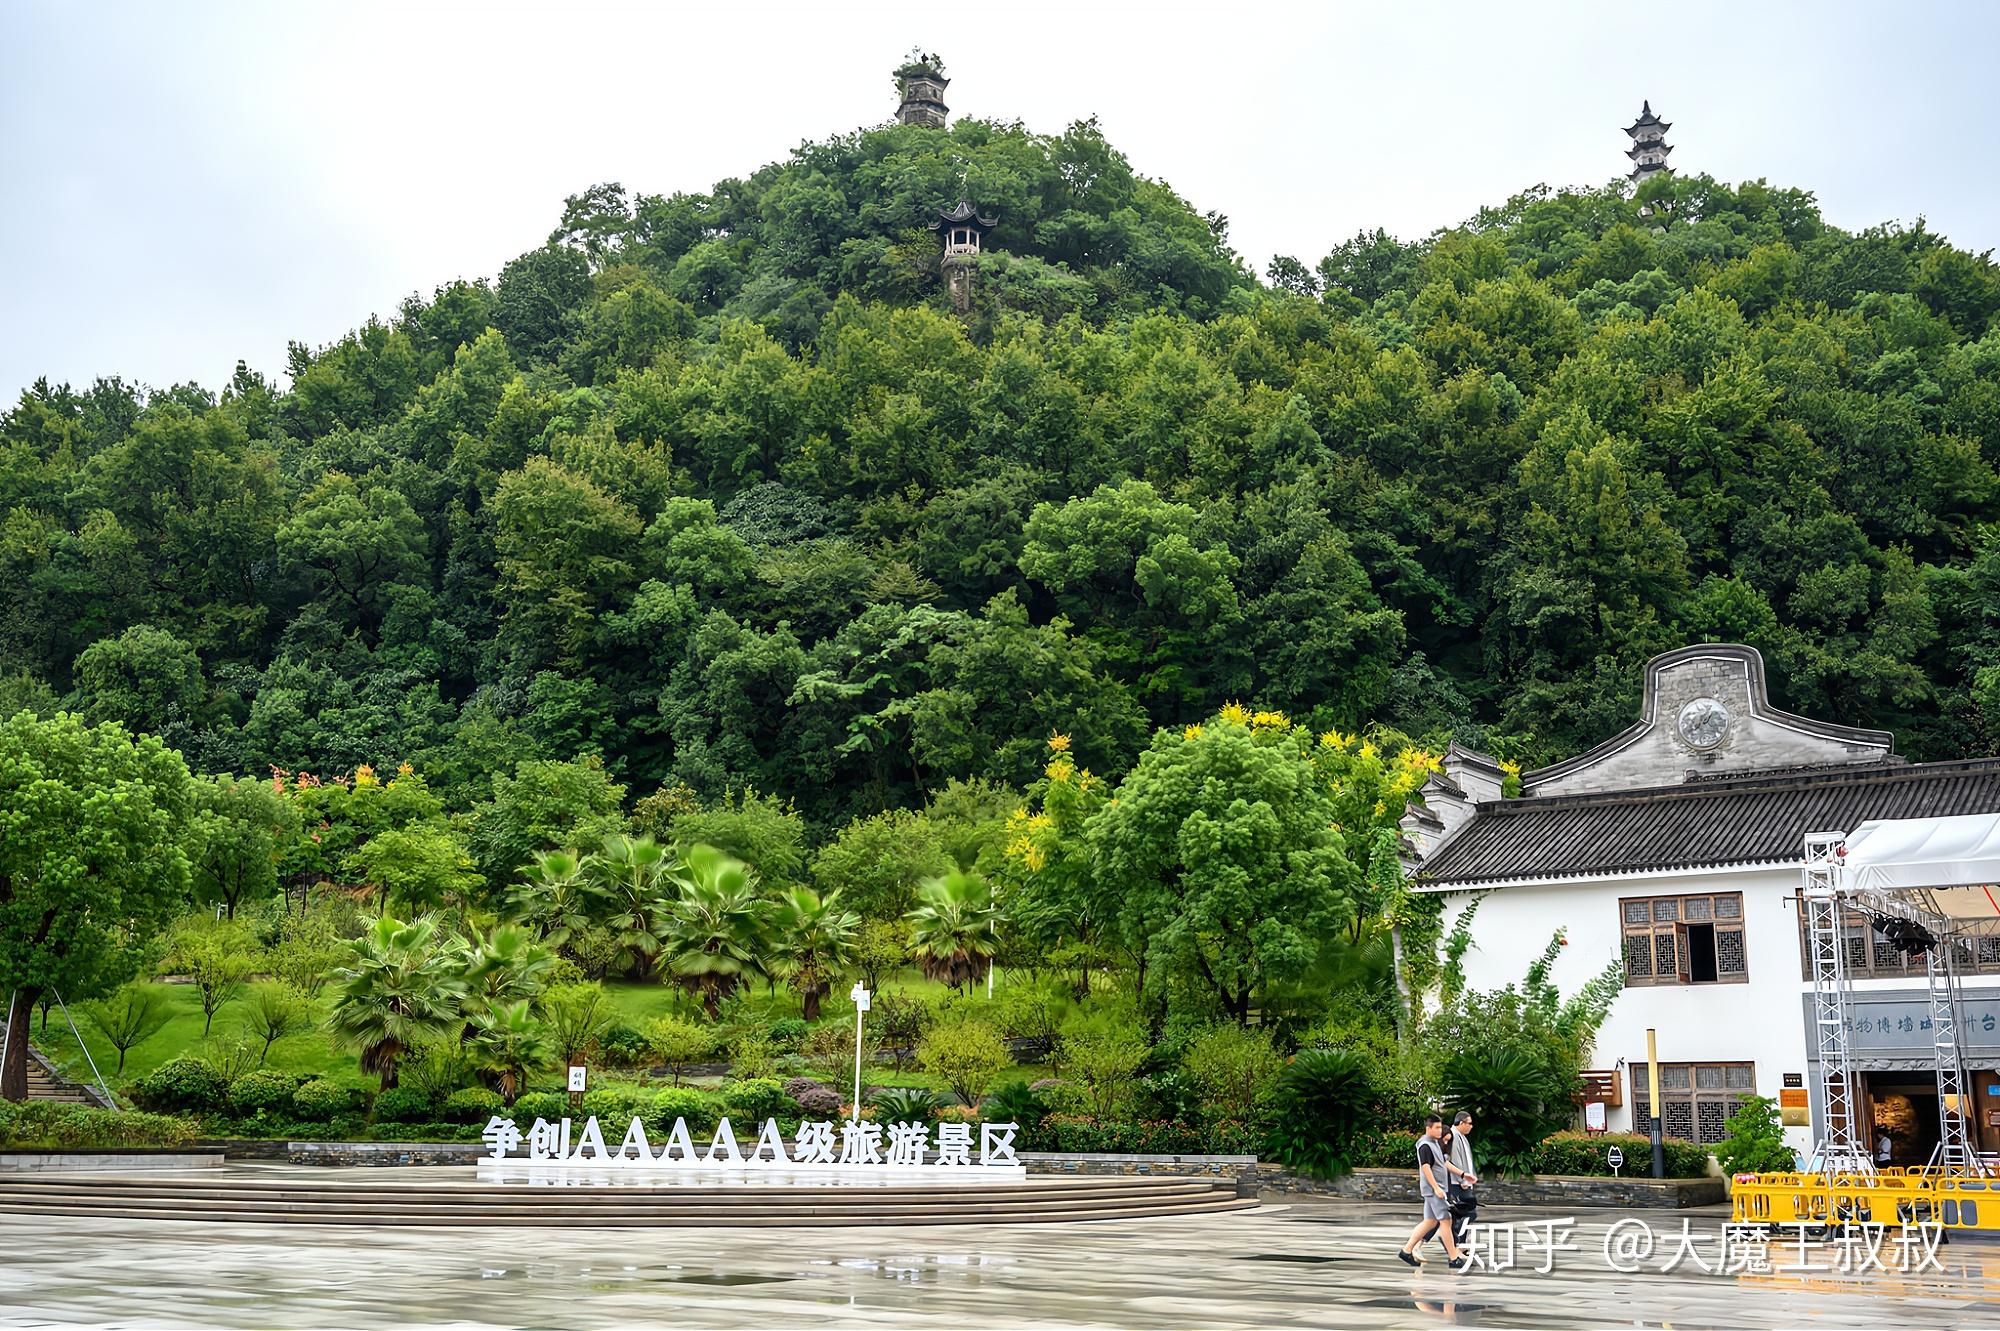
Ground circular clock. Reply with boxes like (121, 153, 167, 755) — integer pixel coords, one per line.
(1677, 696, 1731, 749)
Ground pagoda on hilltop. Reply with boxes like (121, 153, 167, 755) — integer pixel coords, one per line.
(931, 200, 998, 313)
(1624, 101, 1673, 183)
(894, 51, 949, 127)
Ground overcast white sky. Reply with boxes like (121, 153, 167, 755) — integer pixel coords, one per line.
(3, 0, 1996, 400)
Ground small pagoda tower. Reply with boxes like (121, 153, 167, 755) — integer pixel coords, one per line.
(930, 200, 998, 313)
(894, 51, 949, 127)
(1624, 101, 1674, 183)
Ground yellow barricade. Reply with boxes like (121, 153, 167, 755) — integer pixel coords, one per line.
(1730, 1169, 1998, 1231)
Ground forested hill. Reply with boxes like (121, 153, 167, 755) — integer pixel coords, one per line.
(4, 114, 2000, 837)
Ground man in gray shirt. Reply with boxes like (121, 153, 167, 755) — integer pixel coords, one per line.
(1441, 1110, 1478, 1247)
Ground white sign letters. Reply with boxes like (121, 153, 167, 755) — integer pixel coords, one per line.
(479, 1113, 1024, 1180)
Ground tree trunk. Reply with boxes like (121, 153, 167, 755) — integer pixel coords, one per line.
(802, 988, 822, 1022)
(2, 988, 40, 1102)
(1390, 922, 1411, 1045)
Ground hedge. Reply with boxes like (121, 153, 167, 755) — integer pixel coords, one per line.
(1041, 1115, 1257, 1156)
(1348, 1126, 1711, 1178)
(1531, 1131, 1712, 1179)
(0, 1101, 198, 1150)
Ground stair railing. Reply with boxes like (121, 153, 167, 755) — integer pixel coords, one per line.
(55, 990, 117, 1110)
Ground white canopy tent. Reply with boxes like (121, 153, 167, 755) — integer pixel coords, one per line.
(1843, 811, 2000, 935)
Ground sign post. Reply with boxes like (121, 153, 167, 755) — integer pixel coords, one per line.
(1646, 1027, 1665, 1180)
(567, 1064, 587, 1113)
(849, 981, 871, 1117)
(1608, 1145, 1625, 1178)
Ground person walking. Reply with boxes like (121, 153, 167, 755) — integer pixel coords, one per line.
(1440, 1110, 1478, 1249)
(1397, 1114, 1467, 1270)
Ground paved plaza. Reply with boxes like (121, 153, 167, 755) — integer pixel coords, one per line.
(6, 1178, 2000, 1329)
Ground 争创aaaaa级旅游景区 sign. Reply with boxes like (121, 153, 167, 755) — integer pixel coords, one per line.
(477, 1113, 1025, 1181)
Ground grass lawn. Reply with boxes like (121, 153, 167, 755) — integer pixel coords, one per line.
(30, 966, 1048, 1105)
(25, 983, 366, 1096)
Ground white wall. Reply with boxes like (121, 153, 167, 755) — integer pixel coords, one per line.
(1438, 865, 2000, 1156)
(1441, 865, 1811, 1151)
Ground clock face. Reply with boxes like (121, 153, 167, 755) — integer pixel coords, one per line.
(1677, 696, 1731, 749)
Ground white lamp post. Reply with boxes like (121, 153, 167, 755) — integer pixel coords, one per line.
(849, 980, 871, 1118)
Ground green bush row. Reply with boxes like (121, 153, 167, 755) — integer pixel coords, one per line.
(0, 1100, 199, 1150)
(1038, 1114, 1258, 1156)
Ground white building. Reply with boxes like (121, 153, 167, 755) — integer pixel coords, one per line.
(1405, 644, 2000, 1162)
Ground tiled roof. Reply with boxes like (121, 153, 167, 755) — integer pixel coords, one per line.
(1416, 758, 2000, 887)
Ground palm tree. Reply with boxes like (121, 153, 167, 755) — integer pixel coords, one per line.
(456, 924, 556, 1034)
(658, 844, 768, 1020)
(771, 885, 859, 1020)
(326, 915, 464, 1090)
(466, 1000, 557, 1105)
(905, 870, 999, 993)
(586, 833, 676, 975)
(507, 849, 601, 953)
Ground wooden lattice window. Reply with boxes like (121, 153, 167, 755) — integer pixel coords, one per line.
(1621, 892, 1747, 987)
(1631, 1061, 1755, 1144)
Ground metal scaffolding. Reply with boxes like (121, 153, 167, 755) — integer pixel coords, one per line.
(1924, 938, 1979, 1174)
(1803, 829, 1989, 1179)
(1803, 831, 1871, 1175)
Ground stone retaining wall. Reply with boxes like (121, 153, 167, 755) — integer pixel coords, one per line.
(284, 1141, 484, 1166)
(1255, 1165, 1725, 1209)
(0, 1151, 224, 1172)
(1020, 1153, 1722, 1208)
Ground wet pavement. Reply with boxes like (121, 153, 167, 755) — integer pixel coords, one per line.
(6, 1188, 2000, 1328)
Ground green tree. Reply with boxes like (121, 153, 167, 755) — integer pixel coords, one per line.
(169, 922, 256, 1037)
(506, 848, 602, 953)
(808, 808, 952, 923)
(770, 885, 859, 1020)
(490, 456, 644, 667)
(275, 470, 429, 645)
(0, 712, 194, 1101)
(904, 870, 999, 993)
(916, 1018, 1011, 1107)
(466, 999, 557, 1104)
(189, 774, 299, 919)
(346, 823, 483, 914)
(70, 624, 205, 739)
(87, 983, 171, 1075)
(541, 981, 613, 1066)
(643, 1014, 713, 1085)
(658, 844, 767, 1019)
(1088, 709, 1356, 1023)
(243, 982, 312, 1064)
(1714, 1094, 1799, 1174)
(666, 789, 807, 891)
(1181, 1024, 1283, 1124)
(584, 832, 675, 974)
(326, 915, 465, 1090)
(455, 923, 556, 1023)
(469, 756, 627, 887)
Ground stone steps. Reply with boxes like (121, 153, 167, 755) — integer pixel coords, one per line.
(0, 1173, 1258, 1227)
(0, 1024, 114, 1108)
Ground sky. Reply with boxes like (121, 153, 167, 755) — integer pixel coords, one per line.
(3, 0, 1997, 400)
